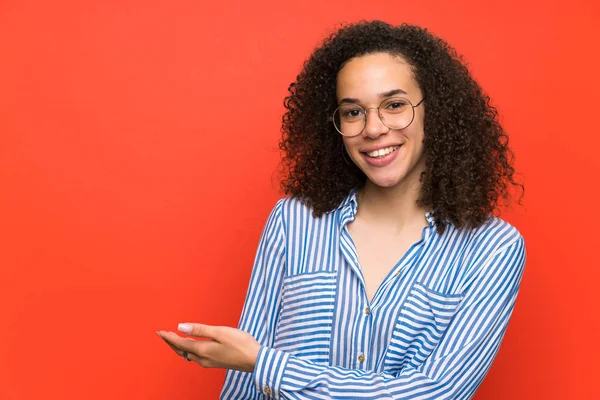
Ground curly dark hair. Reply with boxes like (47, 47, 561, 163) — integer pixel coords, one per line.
(279, 20, 523, 233)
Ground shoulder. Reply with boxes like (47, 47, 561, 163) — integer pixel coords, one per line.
(273, 196, 332, 222)
(444, 216, 526, 283)
(468, 216, 524, 253)
(265, 196, 343, 239)
(274, 196, 313, 215)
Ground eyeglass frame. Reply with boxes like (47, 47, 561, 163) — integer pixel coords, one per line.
(331, 97, 425, 137)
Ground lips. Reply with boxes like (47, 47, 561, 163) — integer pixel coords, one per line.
(362, 144, 403, 158)
(360, 144, 402, 167)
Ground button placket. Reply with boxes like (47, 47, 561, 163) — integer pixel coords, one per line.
(356, 291, 372, 369)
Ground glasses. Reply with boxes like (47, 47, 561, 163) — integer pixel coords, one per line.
(332, 97, 425, 137)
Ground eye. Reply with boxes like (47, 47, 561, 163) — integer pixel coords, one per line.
(344, 108, 363, 117)
(339, 106, 364, 120)
(383, 98, 410, 112)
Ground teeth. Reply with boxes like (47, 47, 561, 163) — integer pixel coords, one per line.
(366, 145, 400, 158)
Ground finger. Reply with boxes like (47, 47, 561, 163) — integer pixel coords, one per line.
(177, 323, 221, 341)
(158, 331, 217, 365)
(159, 336, 198, 362)
(158, 331, 199, 354)
(158, 331, 186, 356)
(161, 336, 186, 356)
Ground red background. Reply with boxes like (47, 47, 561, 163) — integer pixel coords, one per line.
(1, 0, 598, 398)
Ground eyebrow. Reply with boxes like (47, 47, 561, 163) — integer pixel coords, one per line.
(339, 88, 409, 105)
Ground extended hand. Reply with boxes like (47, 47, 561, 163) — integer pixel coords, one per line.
(157, 323, 261, 373)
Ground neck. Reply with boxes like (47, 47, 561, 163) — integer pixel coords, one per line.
(357, 176, 428, 231)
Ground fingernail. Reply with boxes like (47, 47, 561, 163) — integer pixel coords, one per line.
(178, 323, 192, 333)
(156, 331, 162, 338)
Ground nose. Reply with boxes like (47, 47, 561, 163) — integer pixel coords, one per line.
(362, 107, 389, 139)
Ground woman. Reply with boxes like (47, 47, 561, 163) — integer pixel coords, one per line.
(158, 20, 526, 399)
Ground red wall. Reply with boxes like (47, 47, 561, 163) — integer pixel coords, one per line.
(1, 0, 598, 398)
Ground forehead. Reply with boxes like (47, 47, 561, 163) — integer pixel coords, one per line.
(336, 52, 418, 99)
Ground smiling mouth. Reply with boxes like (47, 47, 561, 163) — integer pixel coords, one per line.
(364, 145, 401, 158)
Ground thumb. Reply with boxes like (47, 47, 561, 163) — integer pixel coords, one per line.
(177, 323, 218, 340)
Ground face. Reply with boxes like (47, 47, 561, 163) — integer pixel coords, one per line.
(336, 52, 425, 190)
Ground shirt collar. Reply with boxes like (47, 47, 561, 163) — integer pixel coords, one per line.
(330, 187, 436, 229)
(424, 211, 435, 228)
(329, 187, 358, 214)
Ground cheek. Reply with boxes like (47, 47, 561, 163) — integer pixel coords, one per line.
(415, 113, 426, 136)
(342, 138, 363, 165)
(342, 137, 354, 153)
(406, 118, 425, 142)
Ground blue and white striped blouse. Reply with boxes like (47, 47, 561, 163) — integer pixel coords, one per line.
(220, 189, 526, 399)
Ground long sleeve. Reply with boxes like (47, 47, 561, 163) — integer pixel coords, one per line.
(252, 236, 526, 400)
(220, 200, 287, 400)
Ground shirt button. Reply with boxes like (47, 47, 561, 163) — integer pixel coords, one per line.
(365, 307, 371, 315)
(395, 270, 401, 276)
(358, 353, 365, 363)
(264, 386, 272, 395)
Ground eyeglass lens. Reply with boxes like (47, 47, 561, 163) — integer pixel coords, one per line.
(333, 97, 415, 136)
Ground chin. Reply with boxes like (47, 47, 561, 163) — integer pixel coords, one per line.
(365, 174, 405, 188)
